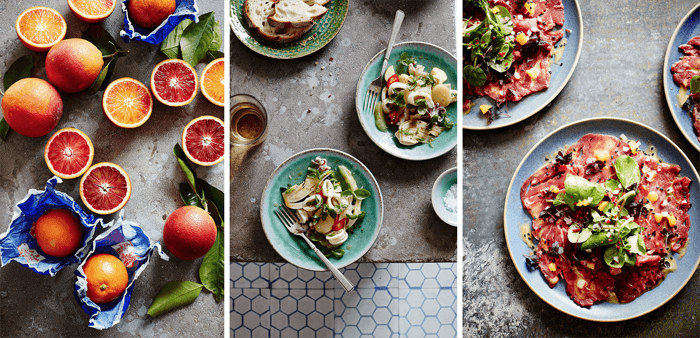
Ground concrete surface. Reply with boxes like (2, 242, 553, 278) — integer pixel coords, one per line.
(229, 1, 458, 263)
(0, 1, 224, 337)
(463, 0, 700, 336)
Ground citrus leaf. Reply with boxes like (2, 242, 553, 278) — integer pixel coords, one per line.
(199, 229, 224, 301)
(208, 20, 222, 52)
(206, 50, 225, 63)
(173, 143, 199, 195)
(147, 281, 204, 317)
(82, 25, 121, 56)
(88, 58, 116, 95)
(0, 118, 10, 140)
(180, 12, 217, 66)
(3, 55, 34, 91)
(179, 182, 204, 208)
(201, 180, 224, 225)
(161, 19, 193, 59)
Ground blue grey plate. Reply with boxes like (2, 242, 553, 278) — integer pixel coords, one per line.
(663, 2, 700, 152)
(464, 0, 583, 130)
(504, 117, 700, 321)
(432, 167, 458, 227)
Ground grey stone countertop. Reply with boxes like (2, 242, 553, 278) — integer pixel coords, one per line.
(0, 1, 224, 337)
(464, 0, 700, 336)
(229, 1, 458, 263)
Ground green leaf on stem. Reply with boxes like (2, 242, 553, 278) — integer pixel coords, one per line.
(180, 12, 217, 66)
(199, 229, 224, 301)
(174, 143, 199, 194)
(206, 50, 225, 63)
(0, 118, 10, 140)
(161, 19, 193, 59)
(3, 55, 34, 91)
(179, 182, 204, 208)
(88, 57, 116, 95)
(147, 281, 204, 317)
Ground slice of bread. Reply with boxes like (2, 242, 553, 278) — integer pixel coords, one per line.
(267, 0, 328, 29)
(243, 0, 312, 43)
(303, 0, 331, 5)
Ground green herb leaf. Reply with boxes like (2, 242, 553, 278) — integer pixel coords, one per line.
(340, 190, 354, 198)
(0, 119, 9, 140)
(605, 179, 621, 192)
(397, 52, 415, 73)
(180, 12, 218, 67)
(691, 75, 700, 94)
(199, 229, 224, 301)
(550, 192, 575, 210)
(564, 174, 605, 206)
(604, 247, 626, 268)
(354, 189, 371, 200)
(613, 155, 641, 189)
(331, 248, 345, 258)
(463, 65, 486, 87)
(567, 226, 592, 243)
(161, 19, 193, 59)
(147, 281, 204, 317)
(3, 55, 34, 91)
(581, 231, 611, 250)
(347, 211, 366, 220)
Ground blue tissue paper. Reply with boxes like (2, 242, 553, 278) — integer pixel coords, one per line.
(120, 0, 199, 44)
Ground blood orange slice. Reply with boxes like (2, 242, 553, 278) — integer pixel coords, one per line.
(150, 59, 199, 107)
(68, 0, 116, 23)
(16, 6, 67, 52)
(200, 58, 225, 107)
(80, 162, 131, 215)
(44, 128, 94, 179)
(182, 116, 225, 166)
(102, 78, 153, 128)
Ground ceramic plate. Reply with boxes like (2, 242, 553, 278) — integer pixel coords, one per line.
(355, 41, 458, 161)
(464, 0, 583, 130)
(260, 148, 383, 271)
(663, 2, 700, 152)
(229, 0, 348, 59)
(504, 117, 700, 321)
(432, 167, 458, 227)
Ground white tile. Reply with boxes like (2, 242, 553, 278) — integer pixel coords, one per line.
(398, 287, 457, 338)
(334, 287, 399, 338)
(231, 263, 270, 289)
(271, 263, 334, 289)
(269, 288, 335, 338)
(231, 288, 270, 338)
(341, 263, 399, 289)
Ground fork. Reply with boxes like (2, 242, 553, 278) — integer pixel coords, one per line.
(363, 10, 405, 114)
(274, 205, 355, 292)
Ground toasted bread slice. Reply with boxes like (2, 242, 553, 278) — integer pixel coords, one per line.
(267, 0, 328, 29)
(243, 0, 312, 43)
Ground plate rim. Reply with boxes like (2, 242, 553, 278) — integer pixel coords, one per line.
(229, 0, 349, 60)
(662, 1, 700, 153)
(432, 166, 458, 227)
(354, 41, 458, 161)
(503, 116, 700, 322)
(462, 0, 584, 130)
(259, 147, 384, 271)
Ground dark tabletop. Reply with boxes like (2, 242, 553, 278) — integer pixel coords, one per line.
(229, 1, 458, 263)
(463, 0, 700, 336)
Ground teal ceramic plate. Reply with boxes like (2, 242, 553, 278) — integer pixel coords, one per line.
(355, 41, 458, 161)
(505, 117, 700, 321)
(431, 167, 458, 227)
(663, 2, 700, 152)
(260, 148, 383, 271)
(229, 0, 348, 59)
(463, 0, 583, 130)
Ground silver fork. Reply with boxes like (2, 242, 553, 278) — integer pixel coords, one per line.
(363, 10, 405, 114)
(274, 205, 355, 292)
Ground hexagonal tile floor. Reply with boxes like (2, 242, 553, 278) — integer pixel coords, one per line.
(230, 262, 457, 338)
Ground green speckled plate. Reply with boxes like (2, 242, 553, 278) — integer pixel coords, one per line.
(260, 148, 383, 271)
(355, 42, 458, 161)
(229, 0, 348, 59)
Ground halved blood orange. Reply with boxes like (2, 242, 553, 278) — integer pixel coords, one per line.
(102, 78, 153, 128)
(16, 6, 67, 52)
(80, 162, 131, 215)
(200, 58, 225, 107)
(68, 0, 116, 23)
(182, 116, 225, 166)
(44, 128, 94, 179)
(150, 59, 199, 107)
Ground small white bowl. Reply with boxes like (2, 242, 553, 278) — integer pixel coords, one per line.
(431, 167, 458, 226)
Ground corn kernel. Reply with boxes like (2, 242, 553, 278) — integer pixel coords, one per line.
(647, 191, 658, 202)
(668, 214, 677, 226)
(654, 213, 663, 223)
(549, 185, 559, 194)
(480, 104, 492, 114)
(548, 262, 557, 272)
(526, 67, 540, 80)
(516, 32, 528, 45)
(597, 201, 609, 211)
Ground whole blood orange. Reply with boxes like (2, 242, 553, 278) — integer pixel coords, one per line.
(45, 38, 104, 93)
(68, 0, 117, 23)
(44, 128, 94, 179)
(200, 58, 225, 107)
(182, 116, 225, 166)
(150, 59, 199, 107)
(163, 206, 217, 260)
(83, 253, 129, 304)
(80, 162, 131, 215)
(102, 78, 153, 128)
(34, 209, 84, 257)
(127, 0, 176, 29)
(15, 6, 66, 52)
(2, 78, 63, 138)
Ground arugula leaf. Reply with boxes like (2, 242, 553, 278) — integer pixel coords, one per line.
(613, 155, 641, 189)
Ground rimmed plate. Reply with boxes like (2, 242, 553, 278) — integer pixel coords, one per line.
(504, 117, 700, 321)
(229, 0, 348, 59)
(260, 148, 383, 271)
(355, 41, 458, 161)
(432, 167, 458, 227)
(463, 0, 583, 130)
(663, 2, 700, 152)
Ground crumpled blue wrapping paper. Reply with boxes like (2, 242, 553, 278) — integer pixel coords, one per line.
(74, 212, 168, 330)
(0, 177, 100, 276)
(120, 0, 199, 44)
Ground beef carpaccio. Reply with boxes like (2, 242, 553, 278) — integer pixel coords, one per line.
(671, 34, 700, 141)
(520, 134, 692, 307)
(464, 0, 565, 104)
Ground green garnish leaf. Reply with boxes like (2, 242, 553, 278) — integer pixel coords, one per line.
(564, 174, 605, 206)
(567, 226, 592, 243)
(604, 247, 626, 268)
(147, 281, 204, 317)
(605, 179, 621, 192)
(397, 52, 415, 73)
(581, 231, 612, 250)
(691, 75, 700, 94)
(463, 65, 487, 86)
(613, 155, 641, 189)
(331, 248, 345, 258)
(347, 211, 366, 220)
(354, 189, 371, 200)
